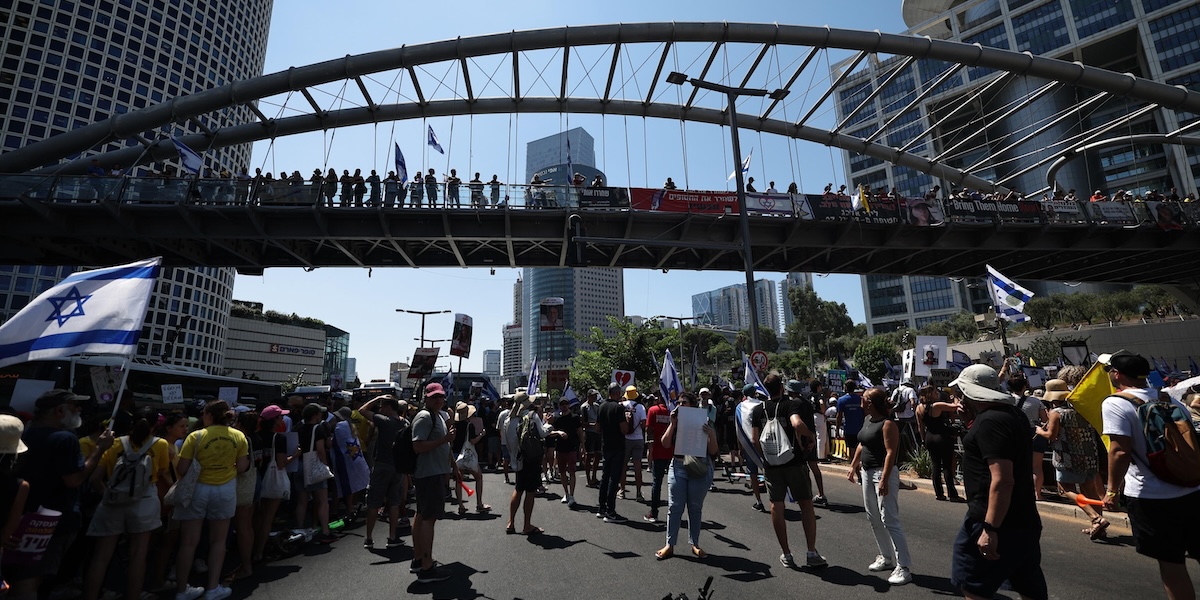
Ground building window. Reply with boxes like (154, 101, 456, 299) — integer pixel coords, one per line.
(1150, 4, 1200, 74)
(1012, 2, 1070, 55)
(1070, 0, 1135, 39)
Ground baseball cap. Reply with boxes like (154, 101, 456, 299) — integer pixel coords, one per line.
(948, 364, 1014, 405)
(424, 382, 446, 397)
(699, 387, 711, 395)
(786, 380, 805, 394)
(35, 389, 89, 411)
(260, 405, 288, 420)
(741, 383, 757, 397)
(336, 407, 354, 421)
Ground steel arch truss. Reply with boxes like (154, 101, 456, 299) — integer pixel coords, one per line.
(3, 22, 1196, 195)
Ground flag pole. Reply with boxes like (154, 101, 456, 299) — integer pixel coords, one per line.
(105, 357, 132, 431)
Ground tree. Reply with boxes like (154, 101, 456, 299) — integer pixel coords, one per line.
(915, 311, 978, 343)
(853, 335, 899, 384)
(1061, 293, 1101, 325)
(1023, 334, 1062, 367)
(570, 316, 666, 393)
(1133, 284, 1177, 317)
(1095, 290, 1138, 323)
(738, 328, 779, 353)
(787, 286, 856, 341)
(1022, 296, 1059, 329)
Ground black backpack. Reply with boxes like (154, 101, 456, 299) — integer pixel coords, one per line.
(517, 411, 544, 465)
(392, 419, 417, 475)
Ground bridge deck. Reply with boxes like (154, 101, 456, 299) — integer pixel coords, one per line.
(1, 178, 1195, 284)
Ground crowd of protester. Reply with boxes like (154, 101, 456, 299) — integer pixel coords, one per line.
(2, 349, 1198, 598)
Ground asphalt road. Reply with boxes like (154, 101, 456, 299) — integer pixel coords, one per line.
(227, 467, 1198, 600)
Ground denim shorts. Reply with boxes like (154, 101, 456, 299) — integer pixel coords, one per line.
(172, 480, 237, 521)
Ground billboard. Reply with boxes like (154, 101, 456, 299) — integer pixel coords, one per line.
(539, 297, 565, 332)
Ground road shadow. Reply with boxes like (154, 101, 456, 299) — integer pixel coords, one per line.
(226, 564, 301, 599)
(523, 531, 584, 550)
(709, 532, 749, 551)
(811, 565, 890, 592)
(404, 561, 485, 599)
(692, 553, 772, 583)
(910, 572, 959, 595)
(820, 502, 866, 515)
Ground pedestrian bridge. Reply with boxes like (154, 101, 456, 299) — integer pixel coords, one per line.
(0, 174, 1196, 285)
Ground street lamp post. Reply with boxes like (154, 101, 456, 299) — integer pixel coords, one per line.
(666, 72, 788, 355)
(396, 309, 451, 347)
(414, 338, 451, 348)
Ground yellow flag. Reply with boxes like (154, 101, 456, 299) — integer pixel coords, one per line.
(1029, 357, 1038, 367)
(1066, 361, 1115, 450)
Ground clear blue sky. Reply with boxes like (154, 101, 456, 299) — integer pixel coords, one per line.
(233, 1, 911, 380)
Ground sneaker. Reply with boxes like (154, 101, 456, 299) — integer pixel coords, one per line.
(398, 516, 411, 527)
(409, 559, 421, 573)
(868, 555, 894, 572)
(779, 553, 796, 568)
(643, 513, 658, 523)
(363, 538, 375, 549)
(176, 587, 205, 600)
(806, 551, 829, 568)
(752, 502, 765, 512)
(603, 513, 627, 524)
(203, 586, 232, 600)
(887, 566, 912, 585)
(567, 496, 576, 507)
(415, 565, 452, 584)
(812, 495, 829, 507)
(386, 537, 404, 548)
(560, 496, 569, 503)
(595, 510, 606, 518)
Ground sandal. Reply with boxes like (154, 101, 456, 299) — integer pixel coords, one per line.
(1087, 517, 1110, 540)
(477, 504, 492, 513)
(691, 546, 707, 559)
(521, 526, 544, 536)
(505, 525, 516, 534)
(655, 546, 674, 560)
(458, 505, 469, 515)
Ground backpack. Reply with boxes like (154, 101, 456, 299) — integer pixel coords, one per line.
(760, 402, 795, 466)
(104, 436, 158, 505)
(517, 411, 544, 466)
(392, 419, 418, 475)
(1119, 393, 1200, 488)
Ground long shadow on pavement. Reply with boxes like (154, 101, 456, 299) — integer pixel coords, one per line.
(522, 531, 583, 550)
(689, 553, 773, 583)
(403, 561, 484, 599)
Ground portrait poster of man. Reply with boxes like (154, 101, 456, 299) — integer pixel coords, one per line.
(539, 297, 565, 332)
(913, 335, 948, 377)
(450, 313, 473, 358)
(1148, 201, 1185, 231)
(407, 347, 440, 379)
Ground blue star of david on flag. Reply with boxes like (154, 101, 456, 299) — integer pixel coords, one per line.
(45, 286, 92, 327)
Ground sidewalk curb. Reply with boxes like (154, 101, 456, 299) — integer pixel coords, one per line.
(813, 461, 1131, 530)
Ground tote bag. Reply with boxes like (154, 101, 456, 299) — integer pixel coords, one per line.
(164, 430, 205, 507)
(302, 426, 334, 487)
(260, 433, 291, 500)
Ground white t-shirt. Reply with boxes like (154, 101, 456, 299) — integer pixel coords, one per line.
(1101, 387, 1200, 499)
(624, 401, 647, 441)
(496, 409, 511, 444)
(893, 386, 917, 420)
(504, 409, 549, 471)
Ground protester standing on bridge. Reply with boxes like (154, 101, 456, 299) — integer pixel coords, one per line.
(352, 169, 367, 207)
(383, 171, 401, 208)
(309, 169, 323, 204)
(367, 170, 381, 207)
(321, 169, 337, 207)
(1101, 353, 1200, 599)
(469, 173, 485, 208)
(949, 365, 1046, 600)
(590, 174, 604, 188)
(489, 174, 502, 206)
(745, 177, 757, 193)
(848, 387, 912, 586)
(410, 171, 424, 207)
(425, 168, 439, 207)
(446, 169, 461, 207)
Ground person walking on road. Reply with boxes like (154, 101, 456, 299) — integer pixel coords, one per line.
(504, 393, 549, 535)
(847, 387, 912, 586)
(654, 393, 718, 560)
(410, 383, 455, 584)
(596, 383, 631, 522)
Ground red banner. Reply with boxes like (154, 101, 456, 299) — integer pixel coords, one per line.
(629, 188, 738, 214)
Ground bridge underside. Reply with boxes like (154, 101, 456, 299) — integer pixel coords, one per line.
(3, 203, 1195, 285)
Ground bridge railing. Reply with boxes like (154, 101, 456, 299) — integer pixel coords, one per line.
(0, 174, 1194, 230)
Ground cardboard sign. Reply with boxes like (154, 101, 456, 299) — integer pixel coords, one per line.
(407, 347, 439, 379)
(826, 370, 847, 395)
(450, 313, 473, 358)
(611, 369, 635, 391)
(161, 384, 184, 404)
(928, 368, 956, 389)
(218, 387, 239, 404)
(914, 336, 948, 377)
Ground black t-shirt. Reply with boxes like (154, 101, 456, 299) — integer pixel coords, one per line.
(371, 414, 405, 465)
(298, 422, 328, 454)
(750, 398, 805, 468)
(597, 400, 627, 453)
(790, 394, 818, 435)
(19, 426, 83, 519)
(961, 405, 1040, 529)
(255, 430, 291, 476)
(554, 412, 583, 449)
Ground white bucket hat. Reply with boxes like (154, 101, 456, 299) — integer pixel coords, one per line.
(948, 364, 1015, 405)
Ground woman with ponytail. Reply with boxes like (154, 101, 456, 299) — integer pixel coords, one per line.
(173, 401, 250, 600)
(83, 406, 171, 600)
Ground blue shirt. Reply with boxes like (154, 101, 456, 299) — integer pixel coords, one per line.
(836, 393, 865, 438)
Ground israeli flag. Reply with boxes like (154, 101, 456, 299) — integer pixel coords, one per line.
(563, 382, 579, 407)
(659, 349, 682, 411)
(427, 125, 445, 155)
(527, 356, 539, 395)
(171, 138, 203, 175)
(838, 355, 874, 388)
(986, 264, 1034, 322)
(481, 376, 501, 403)
(742, 353, 768, 398)
(727, 148, 753, 182)
(441, 366, 454, 398)
(0, 257, 161, 369)
(394, 142, 409, 184)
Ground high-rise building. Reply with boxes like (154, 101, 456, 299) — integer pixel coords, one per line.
(835, 0, 1195, 334)
(323, 325, 350, 387)
(482, 349, 501, 379)
(0, 2, 274, 373)
(501, 323, 524, 379)
(522, 129, 623, 378)
(778, 272, 815, 333)
(512, 277, 524, 325)
(691, 279, 780, 333)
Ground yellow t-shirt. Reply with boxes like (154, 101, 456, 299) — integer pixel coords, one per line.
(351, 410, 372, 446)
(179, 426, 249, 486)
(101, 437, 172, 483)
(79, 435, 97, 460)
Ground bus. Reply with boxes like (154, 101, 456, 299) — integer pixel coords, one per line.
(0, 355, 281, 412)
(350, 380, 403, 404)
